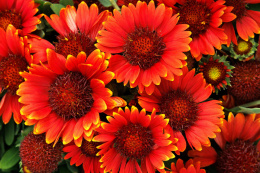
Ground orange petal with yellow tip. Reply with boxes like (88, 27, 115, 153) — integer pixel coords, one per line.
(73, 118, 84, 140)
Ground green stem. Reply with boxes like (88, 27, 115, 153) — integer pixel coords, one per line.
(109, 0, 121, 12)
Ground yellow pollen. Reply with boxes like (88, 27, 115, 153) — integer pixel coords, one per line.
(208, 67, 221, 81)
(201, 21, 206, 25)
(237, 40, 249, 52)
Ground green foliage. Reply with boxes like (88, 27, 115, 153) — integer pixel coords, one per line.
(248, 4, 260, 11)
(51, 4, 65, 15)
(225, 100, 260, 114)
(59, 0, 74, 6)
(4, 120, 14, 146)
(0, 147, 20, 170)
(98, 0, 117, 7)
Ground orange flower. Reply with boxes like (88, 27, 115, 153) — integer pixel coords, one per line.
(138, 66, 224, 153)
(96, 1, 191, 94)
(198, 55, 234, 94)
(0, 0, 42, 36)
(222, 0, 260, 46)
(189, 113, 260, 172)
(160, 0, 236, 60)
(17, 49, 126, 146)
(63, 137, 104, 173)
(93, 106, 177, 172)
(29, 2, 110, 61)
(163, 159, 206, 173)
(0, 25, 44, 124)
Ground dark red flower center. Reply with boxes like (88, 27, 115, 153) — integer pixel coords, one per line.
(216, 140, 260, 173)
(0, 10, 22, 30)
(177, 0, 211, 37)
(20, 133, 63, 173)
(124, 27, 166, 70)
(200, 60, 227, 87)
(0, 54, 28, 95)
(225, 0, 247, 20)
(159, 89, 199, 131)
(81, 140, 101, 157)
(55, 32, 96, 58)
(233, 38, 253, 55)
(228, 61, 260, 105)
(114, 123, 154, 159)
(48, 71, 94, 120)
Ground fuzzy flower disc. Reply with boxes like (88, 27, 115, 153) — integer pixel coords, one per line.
(20, 133, 63, 173)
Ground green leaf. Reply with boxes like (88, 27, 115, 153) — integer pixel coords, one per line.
(225, 100, 260, 113)
(33, 30, 45, 38)
(248, 4, 260, 11)
(4, 119, 14, 146)
(0, 147, 20, 170)
(66, 160, 78, 173)
(0, 131, 5, 158)
(15, 124, 21, 136)
(34, 0, 46, 5)
(59, 0, 74, 6)
(0, 120, 3, 131)
(42, 1, 55, 16)
(51, 4, 65, 15)
(98, 0, 113, 7)
(58, 165, 72, 173)
(237, 106, 260, 114)
(21, 126, 34, 137)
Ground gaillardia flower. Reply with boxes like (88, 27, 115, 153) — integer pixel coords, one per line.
(165, 0, 236, 60)
(63, 136, 104, 173)
(138, 66, 224, 152)
(17, 49, 126, 146)
(93, 106, 177, 172)
(222, 0, 260, 46)
(163, 159, 206, 173)
(29, 2, 110, 61)
(189, 113, 260, 173)
(0, 0, 42, 36)
(198, 55, 234, 94)
(96, 1, 191, 94)
(230, 37, 258, 61)
(0, 25, 46, 124)
(20, 133, 63, 173)
(227, 60, 260, 105)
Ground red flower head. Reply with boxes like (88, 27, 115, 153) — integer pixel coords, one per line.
(63, 136, 104, 173)
(29, 2, 110, 62)
(93, 106, 177, 172)
(138, 66, 224, 153)
(96, 1, 191, 94)
(163, 159, 206, 173)
(159, 0, 236, 60)
(189, 113, 260, 173)
(0, 0, 42, 36)
(0, 25, 46, 124)
(222, 0, 260, 46)
(17, 49, 126, 147)
(20, 133, 63, 173)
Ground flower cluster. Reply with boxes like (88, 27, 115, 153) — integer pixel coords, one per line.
(0, 0, 259, 173)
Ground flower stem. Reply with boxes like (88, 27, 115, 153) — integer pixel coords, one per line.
(110, 0, 121, 12)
